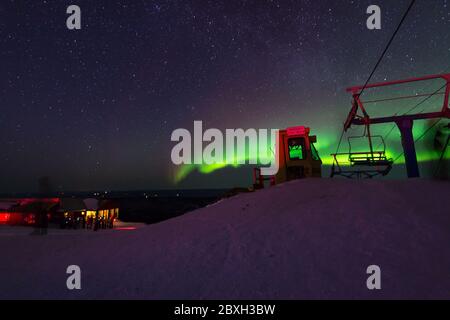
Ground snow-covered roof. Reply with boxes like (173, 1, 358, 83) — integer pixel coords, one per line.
(83, 198, 99, 210)
(59, 198, 86, 212)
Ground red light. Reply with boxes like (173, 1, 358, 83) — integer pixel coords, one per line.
(287, 126, 309, 136)
(115, 227, 137, 231)
(25, 214, 36, 225)
(0, 213, 11, 223)
(18, 198, 59, 206)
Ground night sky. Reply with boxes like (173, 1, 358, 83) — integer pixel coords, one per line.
(1, 0, 449, 192)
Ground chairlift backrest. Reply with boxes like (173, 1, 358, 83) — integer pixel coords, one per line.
(348, 134, 387, 154)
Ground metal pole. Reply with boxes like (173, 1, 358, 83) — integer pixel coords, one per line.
(396, 119, 420, 178)
(366, 123, 375, 161)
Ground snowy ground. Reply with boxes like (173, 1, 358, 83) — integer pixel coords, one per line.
(1, 178, 449, 299)
(0, 221, 145, 237)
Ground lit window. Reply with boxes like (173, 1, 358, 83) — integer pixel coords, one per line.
(288, 138, 305, 160)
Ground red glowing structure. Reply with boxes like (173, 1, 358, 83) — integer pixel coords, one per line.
(253, 126, 322, 188)
(332, 73, 450, 178)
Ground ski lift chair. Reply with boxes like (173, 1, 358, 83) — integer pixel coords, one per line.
(331, 132, 393, 179)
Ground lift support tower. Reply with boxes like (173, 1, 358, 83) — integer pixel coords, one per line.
(344, 73, 450, 178)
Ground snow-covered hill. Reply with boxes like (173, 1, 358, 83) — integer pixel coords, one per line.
(1, 179, 450, 299)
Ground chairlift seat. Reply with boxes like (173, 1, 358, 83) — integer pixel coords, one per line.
(351, 159, 393, 166)
(348, 151, 393, 166)
(330, 132, 394, 179)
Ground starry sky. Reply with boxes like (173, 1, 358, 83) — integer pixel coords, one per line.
(0, 0, 449, 192)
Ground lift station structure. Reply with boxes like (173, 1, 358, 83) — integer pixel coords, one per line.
(332, 73, 450, 178)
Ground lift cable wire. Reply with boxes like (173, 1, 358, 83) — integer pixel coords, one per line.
(375, 83, 447, 149)
(393, 118, 443, 163)
(375, 68, 450, 150)
(433, 133, 449, 177)
(334, 0, 417, 155)
(334, 130, 346, 156)
(406, 82, 448, 115)
(363, 91, 445, 104)
(387, 73, 449, 164)
(357, 0, 416, 98)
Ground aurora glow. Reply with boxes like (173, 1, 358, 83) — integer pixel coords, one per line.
(1, 1, 449, 192)
(174, 122, 449, 183)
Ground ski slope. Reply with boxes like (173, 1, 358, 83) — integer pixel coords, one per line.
(1, 178, 449, 299)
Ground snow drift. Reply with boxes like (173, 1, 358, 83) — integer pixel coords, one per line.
(1, 178, 450, 299)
